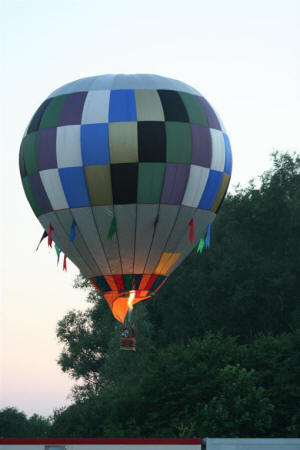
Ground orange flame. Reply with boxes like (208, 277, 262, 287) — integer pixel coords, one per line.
(127, 290, 136, 311)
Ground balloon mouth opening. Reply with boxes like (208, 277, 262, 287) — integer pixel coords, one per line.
(89, 275, 168, 323)
(103, 290, 152, 323)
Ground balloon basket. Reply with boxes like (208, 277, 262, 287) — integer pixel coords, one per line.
(120, 335, 136, 351)
(120, 325, 136, 351)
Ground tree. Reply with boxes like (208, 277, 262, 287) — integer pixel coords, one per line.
(0, 407, 51, 437)
(147, 152, 300, 343)
(0, 407, 28, 438)
(52, 152, 300, 437)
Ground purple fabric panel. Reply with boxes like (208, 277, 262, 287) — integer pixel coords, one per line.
(29, 172, 52, 213)
(191, 124, 212, 167)
(161, 163, 190, 205)
(196, 96, 221, 130)
(58, 91, 88, 125)
(37, 128, 57, 170)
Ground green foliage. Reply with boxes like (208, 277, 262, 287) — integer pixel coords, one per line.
(198, 365, 274, 436)
(49, 152, 300, 437)
(0, 407, 50, 437)
(148, 151, 300, 343)
(5, 152, 300, 437)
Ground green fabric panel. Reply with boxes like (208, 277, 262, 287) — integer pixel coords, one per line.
(39, 95, 67, 129)
(166, 122, 192, 163)
(23, 132, 38, 174)
(84, 165, 113, 205)
(135, 90, 165, 121)
(151, 275, 165, 291)
(123, 274, 133, 290)
(22, 176, 43, 216)
(109, 122, 138, 163)
(179, 92, 208, 126)
(19, 139, 27, 178)
(95, 276, 108, 292)
(138, 163, 165, 203)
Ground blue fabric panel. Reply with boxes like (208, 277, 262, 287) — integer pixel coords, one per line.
(198, 170, 223, 210)
(109, 89, 137, 122)
(59, 167, 90, 207)
(223, 133, 232, 175)
(81, 124, 110, 165)
(97, 276, 111, 292)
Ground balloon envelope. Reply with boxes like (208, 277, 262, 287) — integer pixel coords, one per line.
(19, 74, 232, 322)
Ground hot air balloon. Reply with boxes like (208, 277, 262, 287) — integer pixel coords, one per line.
(19, 74, 232, 329)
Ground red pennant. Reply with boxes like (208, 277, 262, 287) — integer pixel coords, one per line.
(189, 218, 194, 244)
(63, 254, 67, 271)
(48, 224, 54, 247)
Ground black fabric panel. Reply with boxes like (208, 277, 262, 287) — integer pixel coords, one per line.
(158, 90, 189, 122)
(27, 99, 51, 134)
(111, 163, 138, 204)
(138, 122, 166, 162)
(19, 139, 27, 178)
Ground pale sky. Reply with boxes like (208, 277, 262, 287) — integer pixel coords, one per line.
(1, 0, 299, 417)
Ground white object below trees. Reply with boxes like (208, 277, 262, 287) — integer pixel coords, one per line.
(203, 438, 300, 450)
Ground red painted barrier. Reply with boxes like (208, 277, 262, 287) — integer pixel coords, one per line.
(0, 438, 202, 445)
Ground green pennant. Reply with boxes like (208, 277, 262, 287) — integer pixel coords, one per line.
(197, 237, 205, 254)
(54, 243, 61, 265)
(107, 217, 116, 239)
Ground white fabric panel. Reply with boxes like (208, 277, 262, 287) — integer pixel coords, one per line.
(56, 125, 82, 168)
(166, 210, 216, 276)
(210, 129, 225, 171)
(40, 169, 69, 210)
(144, 205, 179, 273)
(93, 205, 122, 274)
(215, 111, 227, 132)
(81, 90, 111, 124)
(182, 165, 210, 207)
(114, 204, 136, 274)
(71, 207, 111, 275)
(48, 74, 201, 97)
(56, 209, 101, 276)
(134, 204, 160, 273)
(38, 212, 95, 277)
(48, 76, 97, 97)
(164, 206, 195, 253)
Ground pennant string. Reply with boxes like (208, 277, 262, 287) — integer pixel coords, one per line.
(107, 217, 116, 239)
(55, 244, 61, 265)
(205, 224, 211, 249)
(189, 218, 195, 244)
(48, 224, 54, 248)
(197, 237, 205, 254)
(35, 230, 47, 252)
(63, 254, 67, 271)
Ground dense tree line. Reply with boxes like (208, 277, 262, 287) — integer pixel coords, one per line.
(1, 152, 300, 437)
(0, 408, 51, 438)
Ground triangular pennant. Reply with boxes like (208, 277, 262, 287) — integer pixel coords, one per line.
(107, 217, 116, 239)
(205, 224, 211, 249)
(197, 237, 205, 254)
(55, 244, 61, 265)
(189, 218, 194, 244)
(35, 230, 47, 252)
(63, 254, 67, 271)
(69, 220, 76, 242)
(48, 224, 54, 247)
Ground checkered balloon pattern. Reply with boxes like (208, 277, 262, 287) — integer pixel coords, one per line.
(20, 74, 232, 321)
